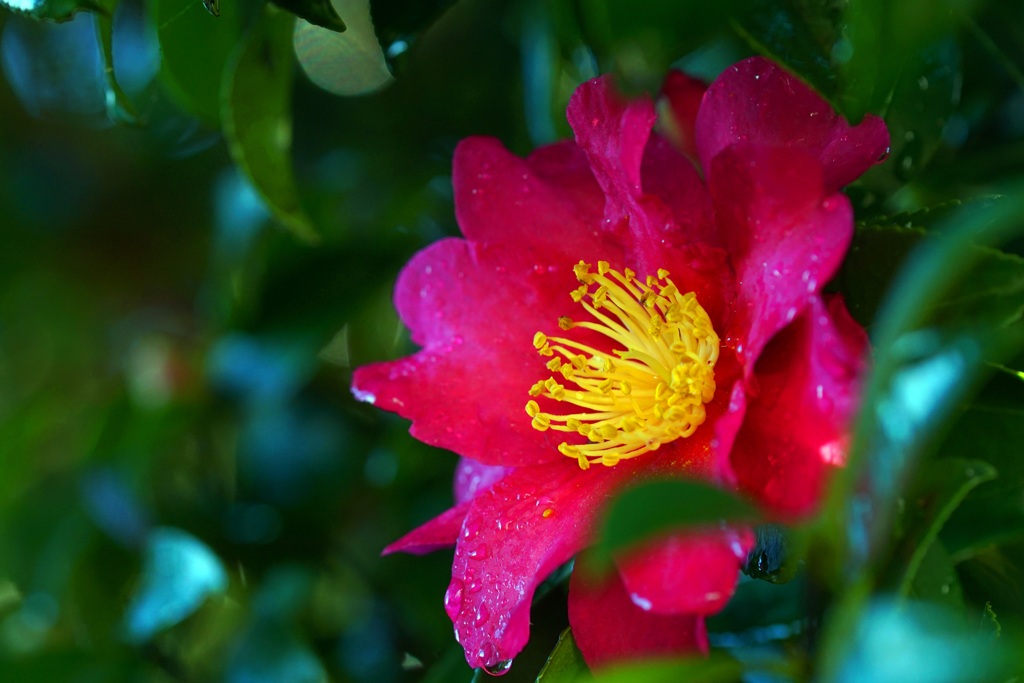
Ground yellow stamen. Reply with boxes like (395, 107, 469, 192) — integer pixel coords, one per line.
(524, 263, 720, 468)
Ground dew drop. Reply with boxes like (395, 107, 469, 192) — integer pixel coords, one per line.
(468, 544, 490, 560)
(474, 603, 489, 625)
(444, 579, 464, 620)
(483, 660, 513, 676)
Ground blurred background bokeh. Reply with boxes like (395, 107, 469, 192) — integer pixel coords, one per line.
(1, 0, 1024, 681)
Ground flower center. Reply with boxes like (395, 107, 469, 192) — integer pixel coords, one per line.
(525, 261, 720, 469)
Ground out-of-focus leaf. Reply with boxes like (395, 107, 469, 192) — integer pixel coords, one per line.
(579, 655, 743, 683)
(895, 458, 997, 596)
(884, 39, 962, 181)
(536, 628, 588, 682)
(581, 0, 753, 86)
(906, 539, 964, 609)
(0, 0, 112, 22)
(831, 194, 1024, 573)
(94, 12, 139, 125)
(124, 527, 228, 643)
(223, 7, 318, 243)
(941, 397, 1024, 562)
(981, 602, 1001, 639)
(293, 0, 393, 97)
(731, 0, 839, 106)
(270, 0, 344, 32)
(153, 0, 241, 126)
(368, 0, 456, 72)
(836, 198, 1024, 328)
(821, 599, 1012, 683)
(837, 0, 961, 123)
(596, 480, 757, 566)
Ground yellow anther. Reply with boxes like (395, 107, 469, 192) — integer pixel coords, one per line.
(526, 261, 720, 469)
(573, 261, 593, 283)
(542, 508, 554, 518)
(620, 417, 641, 432)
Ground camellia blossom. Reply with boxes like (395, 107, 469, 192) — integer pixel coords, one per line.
(353, 57, 889, 673)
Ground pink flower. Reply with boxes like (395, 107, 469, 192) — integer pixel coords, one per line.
(353, 57, 888, 672)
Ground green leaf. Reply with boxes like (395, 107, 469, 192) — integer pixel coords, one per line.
(595, 480, 757, 566)
(270, 0, 344, 32)
(154, 0, 242, 126)
(836, 199, 1024, 329)
(536, 628, 589, 683)
(223, 7, 319, 243)
(293, 0, 393, 97)
(980, 601, 1001, 640)
(941, 398, 1024, 562)
(583, 656, 743, 683)
(368, 0, 457, 72)
(896, 458, 997, 596)
(823, 191, 1024, 580)
(0, 0, 113, 22)
(731, 0, 840, 108)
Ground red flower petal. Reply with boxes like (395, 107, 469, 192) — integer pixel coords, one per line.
(566, 75, 685, 276)
(708, 143, 853, 375)
(730, 295, 868, 518)
(568, 556, 708, 669)
(695, 56, 889, 192)
(446, 459, 640, 669)
(641, 134, 718, 247)
(615, 527, 754, 616)
(352, 238, 602, 467)
(657, 69, 707, 161)
(454, 457, 509, 505)
(453, 137, 614, 263)
(382, 501, 470, 556)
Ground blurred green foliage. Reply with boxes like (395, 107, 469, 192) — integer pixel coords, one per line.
(0, 0, 1023, 681)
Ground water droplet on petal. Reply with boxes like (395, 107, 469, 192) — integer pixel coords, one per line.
(474, 603, 489, 625)
(483, 659, 513, 676)
(444, 579, 464, 620)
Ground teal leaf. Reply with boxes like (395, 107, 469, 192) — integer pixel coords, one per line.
(0, 0, 113, 22)
(595, 480, 757, 566)
(124, 527, 228, 643)
(94, 12, 139, 125)
(222, 6, 318, 243)
(535, 628, 589, 682)
(293, 0, 393, 97)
